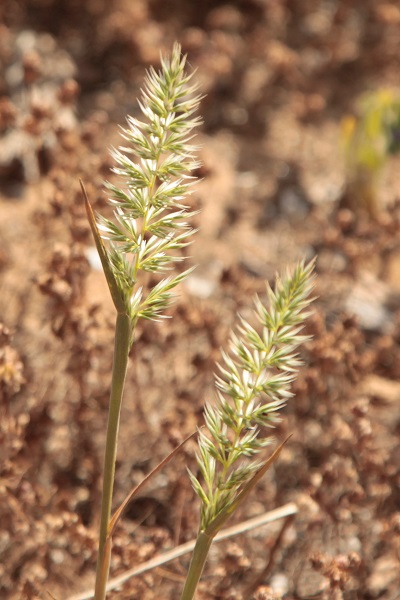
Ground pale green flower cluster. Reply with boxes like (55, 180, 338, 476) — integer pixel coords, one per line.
(97, 43, 202, 323)
(189, 260, 316, 530)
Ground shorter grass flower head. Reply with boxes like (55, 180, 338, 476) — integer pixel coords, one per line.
(189, 260, 316, 530)
(97, 43, 201, 324)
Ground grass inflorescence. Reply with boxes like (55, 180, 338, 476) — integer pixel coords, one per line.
(97, 41, 202, 323)
(189, 260, 315, 530)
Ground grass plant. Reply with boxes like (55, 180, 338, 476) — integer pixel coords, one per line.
(83, 43, 315, 599)
(341, 89, 400, 217)
(181, 260, 315, 599)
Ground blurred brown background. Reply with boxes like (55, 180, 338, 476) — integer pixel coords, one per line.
(1, 1, 400, 599)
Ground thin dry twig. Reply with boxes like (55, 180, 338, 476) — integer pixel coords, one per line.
(108, 431, 198, 538)
(67, 502, 298, 600)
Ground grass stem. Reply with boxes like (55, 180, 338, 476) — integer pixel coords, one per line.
(180, 531, 213, 600)
(94, 312, 132, 600)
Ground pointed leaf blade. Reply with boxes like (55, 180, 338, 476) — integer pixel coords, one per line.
(80, 180, 126, 313)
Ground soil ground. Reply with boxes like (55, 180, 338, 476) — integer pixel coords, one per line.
(1, 2, 400, 599)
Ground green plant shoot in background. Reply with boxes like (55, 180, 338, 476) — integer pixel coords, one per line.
(341, 89, 400, 217)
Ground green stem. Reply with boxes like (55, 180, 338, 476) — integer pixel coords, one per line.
(180, 531, 213, 600)
(94, 311, 132, 600)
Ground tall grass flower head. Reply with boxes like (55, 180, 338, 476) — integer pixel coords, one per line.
(189, 260, 316, 531)
(93, 42, 202, 330)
